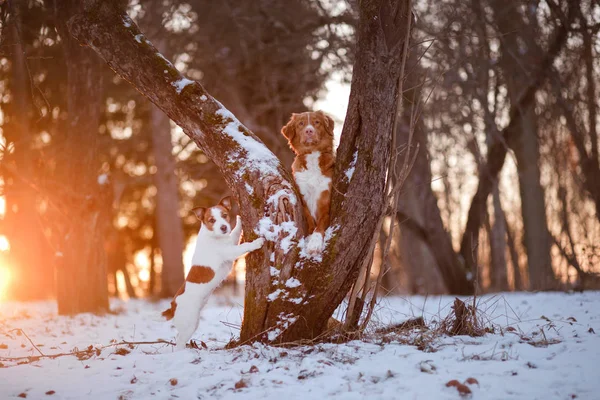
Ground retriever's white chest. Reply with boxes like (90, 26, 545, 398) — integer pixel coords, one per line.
(294, 151, 331, 219)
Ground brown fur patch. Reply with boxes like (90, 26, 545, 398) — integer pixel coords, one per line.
(315, 188, 331, 234)
(186, 265, 215, 284)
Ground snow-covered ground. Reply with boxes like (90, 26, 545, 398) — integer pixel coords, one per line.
(1, 291, 599, 399)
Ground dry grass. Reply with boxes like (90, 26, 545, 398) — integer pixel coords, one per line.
(439, 298, 494, 337)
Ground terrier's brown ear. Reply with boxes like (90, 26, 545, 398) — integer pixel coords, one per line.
(219, 196, 233, 211)
(281, 114, 297, 142)
(192, 207, 207, 221)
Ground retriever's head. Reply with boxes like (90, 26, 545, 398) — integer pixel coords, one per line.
(281, 111, 334, 154)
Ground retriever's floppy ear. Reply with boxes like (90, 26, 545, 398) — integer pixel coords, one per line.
(318, 110, 334, 136)
(219, 196, 233, 211)
(192, 207, 207, 221)
(281, 114, 297, 142)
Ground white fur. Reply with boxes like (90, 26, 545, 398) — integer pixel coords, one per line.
(305, 112, 315, 136)
(293, 151, 331, 220)
(306, 232, 324, 253)
(170, 214, 264, 349)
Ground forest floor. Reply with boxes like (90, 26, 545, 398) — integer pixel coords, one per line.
(0, 291, 599, 400)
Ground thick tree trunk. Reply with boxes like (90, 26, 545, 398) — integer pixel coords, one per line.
(150, 93, 186, 298)
(65, 0, 413, 342)
(54, 0, 109, 315)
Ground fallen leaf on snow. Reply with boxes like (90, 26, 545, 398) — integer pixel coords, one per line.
(465, 377, 479, 385)
(234, 379, 248, 389)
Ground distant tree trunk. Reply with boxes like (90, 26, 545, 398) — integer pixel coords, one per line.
(394, 49, 471, 294)
(53, 0, 109, 315)
(65, 0, 414, 342)
(150, 63, 186, 297)
(139, 17, 187, 298)
(459, 6, 572, 281)
(149, 231, 157, 296)
(397, 194, 447, 294)
(510, 109, 554, 290)
(552, 3, 600, 224)
(490, 2, 555, 290)
(505, 216, 524, 290)
(2, 1, 52, 300)
(488, 186, 508, 292)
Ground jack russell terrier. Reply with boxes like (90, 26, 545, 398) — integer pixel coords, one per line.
(162, 196, 264, 349)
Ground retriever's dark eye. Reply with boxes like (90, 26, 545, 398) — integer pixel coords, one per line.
(299, 121, 304, 126)
(315, 120, 320, 125)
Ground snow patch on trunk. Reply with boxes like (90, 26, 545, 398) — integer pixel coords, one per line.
(172, 78, 194, 94)
(345, 151, 358, 181)
(214, 104, 280, 177)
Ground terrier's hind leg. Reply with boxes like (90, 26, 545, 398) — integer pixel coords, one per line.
(175, 320, 198, 350)
(173, 306, 201, 350)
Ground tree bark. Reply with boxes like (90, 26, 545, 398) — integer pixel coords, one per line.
(54, 0, 109, 314)
(65, 0, 413, 342)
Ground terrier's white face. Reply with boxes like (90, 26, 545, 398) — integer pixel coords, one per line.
(192, 197, 233, 239)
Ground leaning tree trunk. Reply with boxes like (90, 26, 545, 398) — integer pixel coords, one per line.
(64, 0, 411, 343)
(54, 0, 109, 315)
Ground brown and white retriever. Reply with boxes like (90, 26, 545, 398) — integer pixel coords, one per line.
(281, 110, 335, 254)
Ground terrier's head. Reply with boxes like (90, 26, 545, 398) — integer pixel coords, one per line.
(192, 196, 233, 238)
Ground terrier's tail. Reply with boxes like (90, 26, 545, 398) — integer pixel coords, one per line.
(162, 284, 184, 321)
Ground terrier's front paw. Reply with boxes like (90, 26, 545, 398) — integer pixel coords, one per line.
(306, 232, 324, 254)
(250, 237, 265, 251)
(235, 215, 242, 226)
